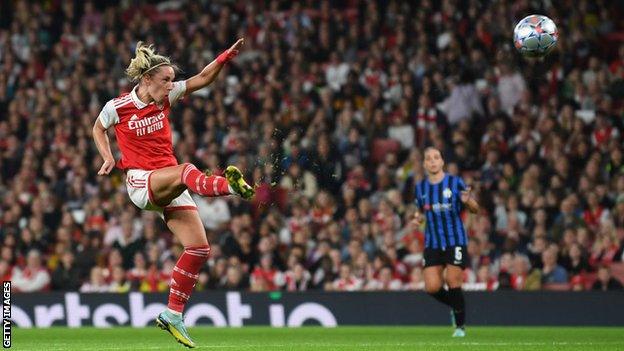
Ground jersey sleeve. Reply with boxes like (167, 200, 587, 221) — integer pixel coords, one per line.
(457, 177, 467, 191)
(98, 100, 120, 129)
(414, 181, 423, 210)
(168, 81, 187, 106)
(455, 176, 467, 211)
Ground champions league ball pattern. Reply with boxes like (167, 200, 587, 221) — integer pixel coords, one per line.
(514, 15, 558, 58)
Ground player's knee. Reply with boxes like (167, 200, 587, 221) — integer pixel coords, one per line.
(445, 278, 463, 289)
(425, 284, 442, 294)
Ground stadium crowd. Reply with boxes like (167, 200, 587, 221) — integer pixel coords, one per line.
(1, 0, 624, 294)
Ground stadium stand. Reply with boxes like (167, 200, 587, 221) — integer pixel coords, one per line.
(0, 0, 623, 293)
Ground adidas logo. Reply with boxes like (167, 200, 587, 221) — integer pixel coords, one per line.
(130, 114, 139, 121)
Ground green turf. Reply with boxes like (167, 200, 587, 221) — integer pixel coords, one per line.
(10, 326, 624, 350)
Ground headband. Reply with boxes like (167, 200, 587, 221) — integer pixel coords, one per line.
(140, 62, 169, 77)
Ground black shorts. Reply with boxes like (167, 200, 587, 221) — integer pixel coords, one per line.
(424, 246, 467, 269)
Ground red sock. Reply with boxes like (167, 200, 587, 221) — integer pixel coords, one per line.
(168, 245, 210, 313)
(181, 164, 231, 197)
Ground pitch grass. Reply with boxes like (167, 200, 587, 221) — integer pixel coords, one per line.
(10, 326, 624, 350)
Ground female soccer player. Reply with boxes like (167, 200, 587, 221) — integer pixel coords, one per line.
(412, 147, 479, 337)
(93, 39, 254, 348)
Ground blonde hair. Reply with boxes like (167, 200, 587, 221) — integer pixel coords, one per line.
(125, 41, 176, 82)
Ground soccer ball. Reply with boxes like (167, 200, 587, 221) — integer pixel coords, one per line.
(513, 15, 558, 58)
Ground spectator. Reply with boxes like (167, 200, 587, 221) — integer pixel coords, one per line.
(284, 263, 311, 291)
(51, 251, 81, 291)
(365, 266, 402, 291)
(250, 254, 282, 291)
(404, 266, 425, 291)
(591, 265, 624, 291)
(220, 265, 249, 291)
(194, 196, 231, 231)
(12, 250, 50, 292)
(541, 248, 568, 284)
(109, 266, 131, 293)
(113, 217, 145, 270)
(561, 243, 592, 275)
(440, 72, 483, 125)
(80, 267, 110, 293)
(497, 63, 526, 113)
(332, 263, 363, 291)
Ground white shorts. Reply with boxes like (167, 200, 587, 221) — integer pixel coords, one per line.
(125, 169, 197, 218)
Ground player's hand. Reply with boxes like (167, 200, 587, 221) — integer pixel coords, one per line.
(229, 38, 244, 52)
(217, 38, 244, 64)
(411, 211, 424, 226)
(98, 158, 115, 175)
(461, 186, 472, 203)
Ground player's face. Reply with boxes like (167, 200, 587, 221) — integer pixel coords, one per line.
(146, 66, 175, 104)
(424, 149, 444, 175)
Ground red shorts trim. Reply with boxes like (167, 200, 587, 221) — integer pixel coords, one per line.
(147, 171, 157, 206)
(163, 206, 198, 213)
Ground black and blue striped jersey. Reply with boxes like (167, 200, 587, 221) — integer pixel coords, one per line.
(414, 173, 468, 249)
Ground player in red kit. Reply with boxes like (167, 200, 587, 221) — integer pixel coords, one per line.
(92, 39, 254, 348)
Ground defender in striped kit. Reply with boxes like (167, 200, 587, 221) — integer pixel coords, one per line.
(412, 147, 479, 337)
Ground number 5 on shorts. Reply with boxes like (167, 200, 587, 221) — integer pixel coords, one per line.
(455, 246, 463, 261)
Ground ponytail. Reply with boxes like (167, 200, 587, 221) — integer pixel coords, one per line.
(125, 41, 176, 82)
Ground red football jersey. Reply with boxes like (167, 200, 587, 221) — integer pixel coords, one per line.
(98, 82, 186, 170)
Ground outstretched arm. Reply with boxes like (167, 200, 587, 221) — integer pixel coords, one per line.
(93, 119, 115, 175)
(185, 38, 244, 95)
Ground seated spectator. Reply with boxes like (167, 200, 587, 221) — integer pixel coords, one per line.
(332, 263, 363, 291)
(592, 265, 624, 291)
(404, 267, 425, 291)
(210, 258, 228, 288)
(561, 243, 592, 275)
(541, 248, 568, 284)
(311, 255, 337, 290)
(220, 265, 249, 291)
(51, 251, 81, 291)
(194, 270, 212, 291)
(127, 252, 148, 289)
(250, 254, 283, 291)
(280, 163, 318, 199)
(465, 265, 498, 291)
(589, 225, 621, 267)
(365, 266, 402, 291)
(74, 233, 101, 281)
(80, 267, 110, 293)
(284, 263, 311, 291)
(139, 264, 168, 293)
(510, 254, 532, 290)
(109, 266, 131, 293)
(400, 236, 424, 268)
(113, 218, 145, 270)
(12, 250, 50, 293)
(194, 196, 231, 231)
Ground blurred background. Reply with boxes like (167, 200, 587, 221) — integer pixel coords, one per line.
(0, 0, 623, 298)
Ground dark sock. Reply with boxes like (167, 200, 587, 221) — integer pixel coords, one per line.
(428, 288, 452, 307)
(448, 287, 466, 328)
